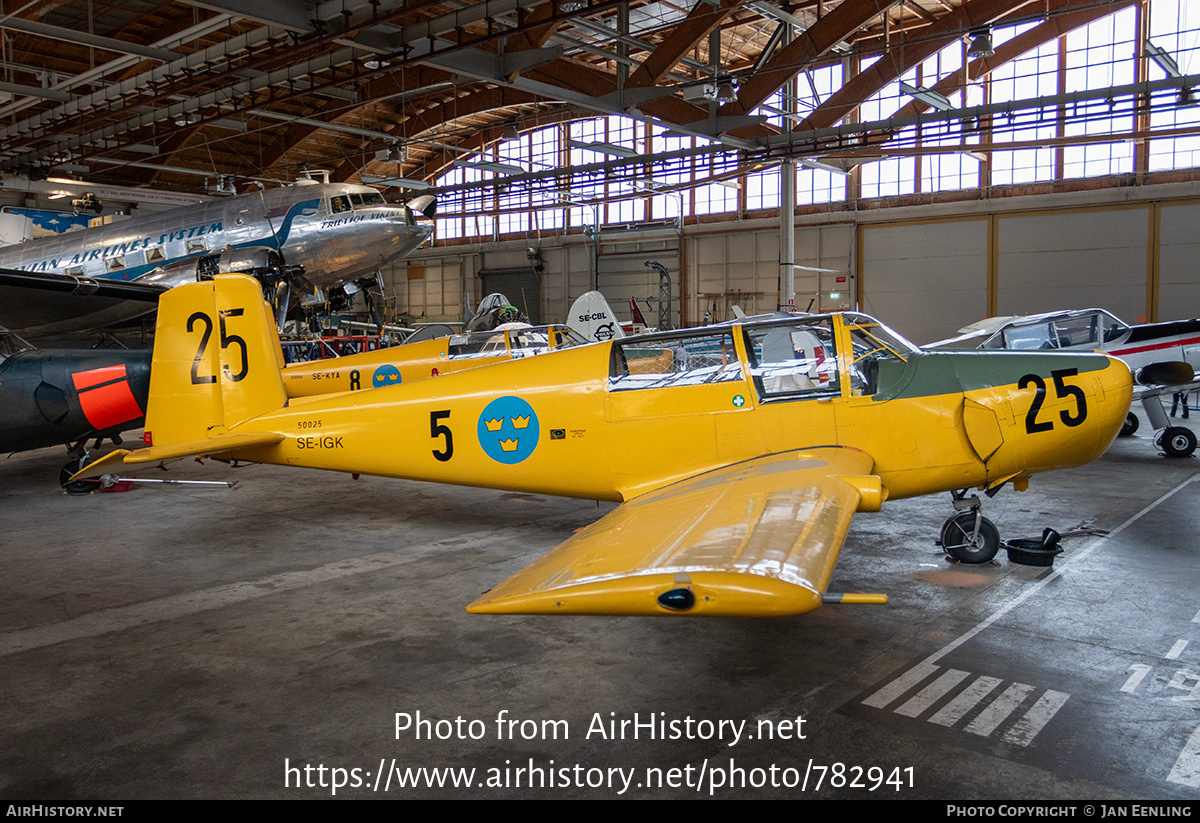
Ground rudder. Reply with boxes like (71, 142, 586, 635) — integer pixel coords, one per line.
(144, 274, 287, 446)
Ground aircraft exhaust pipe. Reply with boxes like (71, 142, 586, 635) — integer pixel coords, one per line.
(1135, 361, 1194, 386)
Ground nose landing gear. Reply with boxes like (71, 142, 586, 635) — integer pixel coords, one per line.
(938, 490, 1000, 564)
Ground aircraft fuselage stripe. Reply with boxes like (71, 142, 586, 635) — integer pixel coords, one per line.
(1110, 334, 1200, 356)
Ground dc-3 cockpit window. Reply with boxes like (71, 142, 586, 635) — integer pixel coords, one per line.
(348, 192, 387, 208)
(744, 319, 840, 401)
(609, 330, 742, 390)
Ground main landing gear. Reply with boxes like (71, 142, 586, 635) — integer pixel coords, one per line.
(1155, 426, 1198, 458)
(937, 490, 1000, 564)
(59, 438, 105, 495)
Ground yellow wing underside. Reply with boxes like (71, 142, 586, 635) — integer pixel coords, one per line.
(468, 447, 883, 617)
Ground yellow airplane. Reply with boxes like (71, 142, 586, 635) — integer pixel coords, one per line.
(78, 274, 1133, 617)
(281, 324, 589, 398)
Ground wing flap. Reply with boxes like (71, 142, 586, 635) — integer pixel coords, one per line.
(468, 447, 879, 617)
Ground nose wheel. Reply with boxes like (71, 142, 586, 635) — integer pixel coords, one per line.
(938, 491, 1000, 564)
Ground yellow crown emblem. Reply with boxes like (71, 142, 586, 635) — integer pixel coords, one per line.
(499, 438, 519, 452)
(510, 415, 530, 429)
(485, 418, 503, 432)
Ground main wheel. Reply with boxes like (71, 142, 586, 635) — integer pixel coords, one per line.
(1160, 426, 1197, 458)
(1120, 412, 1139, 436)
(939, 512, 1001, 564)
(60, 460, 101, 495)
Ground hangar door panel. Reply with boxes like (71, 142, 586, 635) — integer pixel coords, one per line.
(479, 267, 541, 324)
(861, 219, 987, 345)
(997, 209, 1147, 321)
(1158, 203, 1200, 320)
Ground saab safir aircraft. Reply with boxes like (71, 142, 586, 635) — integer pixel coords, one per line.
(78, 274, 1134, 617)
(283, 324, 589, 398)
(0, 180, 434, 337)
(934, 308, 1198, 457)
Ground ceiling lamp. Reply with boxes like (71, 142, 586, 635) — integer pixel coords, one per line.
(502, 124, 519, 142)
(386, 142, 404, 163)
(966, 27, 994, 59)
(716, 82, 738, 104)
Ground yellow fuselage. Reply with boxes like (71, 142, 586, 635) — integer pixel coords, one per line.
(238, 317, 1132, 505)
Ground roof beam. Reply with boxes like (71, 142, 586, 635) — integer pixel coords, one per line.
(796, 0, 1038, 132)
(626, 0, 748, 89)
(720, 0, 895, 117)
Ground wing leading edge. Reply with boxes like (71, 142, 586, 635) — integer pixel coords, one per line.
(468, 447, 886, 617)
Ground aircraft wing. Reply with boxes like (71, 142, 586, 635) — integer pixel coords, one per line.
(468, 447, 885, 617)
(0, 267, 165, 337)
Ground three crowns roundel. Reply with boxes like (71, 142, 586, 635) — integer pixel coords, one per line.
(477, 396, 540, 464)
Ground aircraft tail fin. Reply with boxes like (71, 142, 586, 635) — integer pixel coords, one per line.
(567, 290, 625, 343)
(143, 274, 287, 447)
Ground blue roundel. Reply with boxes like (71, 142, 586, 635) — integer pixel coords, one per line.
(372, 364, 402, 388)
(478, 396, 540, 464)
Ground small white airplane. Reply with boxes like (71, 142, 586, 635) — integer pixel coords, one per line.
(0, 179, 434, 337)
(934, 308, 1198, 457)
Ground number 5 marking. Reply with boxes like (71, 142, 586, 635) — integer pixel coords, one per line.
(430, 410, 453, 462)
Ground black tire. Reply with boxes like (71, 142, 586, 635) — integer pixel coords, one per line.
(1161, 426, 1197, 458)
(60, 461, 101, 495)
(1120, 412, 1139, 436)
(940, 512, 1001, 564)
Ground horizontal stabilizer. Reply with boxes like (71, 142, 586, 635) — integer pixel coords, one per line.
(73, 431, 284, 477)
(468, 448, 878, 617)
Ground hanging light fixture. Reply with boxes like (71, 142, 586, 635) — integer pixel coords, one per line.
(966, 26, 995, 59)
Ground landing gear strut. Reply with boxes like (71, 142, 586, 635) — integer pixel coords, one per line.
(938, 490, 1000, 564)
(60, 440, 101, 495)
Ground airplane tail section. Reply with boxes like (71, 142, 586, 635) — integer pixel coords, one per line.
(143, 274, 287, 447)
(567, 290, 625, 343)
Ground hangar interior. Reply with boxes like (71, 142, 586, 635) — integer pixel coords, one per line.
(1, 0, 1199, 801)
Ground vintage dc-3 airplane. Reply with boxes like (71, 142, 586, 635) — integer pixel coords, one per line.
(0, 179, 434, 337)
(76, 274, 1134, 616)
(0, 327, 150, 485)
(934, 308, 1198, 457)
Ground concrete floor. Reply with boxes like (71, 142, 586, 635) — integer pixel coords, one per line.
(1, 409, 1198, 799)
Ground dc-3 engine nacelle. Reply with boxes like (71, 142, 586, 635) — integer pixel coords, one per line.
(138, 248, 304, 290)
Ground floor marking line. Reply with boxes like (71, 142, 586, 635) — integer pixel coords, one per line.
(923, 472, 1200, 667)
(1165, 639, 1189, 660)
(1004, 690, 1070, 747)
(862, 662, 940, 708)
(966, 682, 1034, 737)
(928, 675, 1003, 727)
(895, 668, 970, 718)
(0, 527, 512, 658)
(1167, 723, 1200, 787)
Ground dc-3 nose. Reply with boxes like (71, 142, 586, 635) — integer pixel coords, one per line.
(968, 352, 1133, 485)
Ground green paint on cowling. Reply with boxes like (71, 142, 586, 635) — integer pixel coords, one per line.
(873, 351, 1115, 402)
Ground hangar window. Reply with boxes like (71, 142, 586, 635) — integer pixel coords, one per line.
(609, 330, 742, 390)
